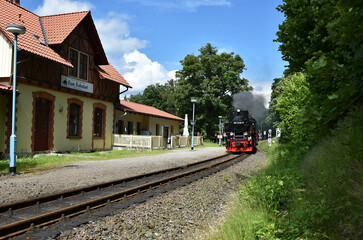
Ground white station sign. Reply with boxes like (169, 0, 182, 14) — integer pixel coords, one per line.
(61, 75, 93, 93)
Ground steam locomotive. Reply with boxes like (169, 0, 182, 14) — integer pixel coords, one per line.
(225, 109, 258, 153)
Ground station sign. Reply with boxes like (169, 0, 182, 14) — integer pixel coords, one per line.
(276, 128, 281, 137)
(61, 75, 93, 93)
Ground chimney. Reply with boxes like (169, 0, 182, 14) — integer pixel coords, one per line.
(10, 0, 20, 5)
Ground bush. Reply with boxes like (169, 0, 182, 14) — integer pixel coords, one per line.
(209, 107, 362, 239)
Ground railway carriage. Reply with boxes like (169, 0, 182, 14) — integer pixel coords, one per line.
(225, 109, 258, 153)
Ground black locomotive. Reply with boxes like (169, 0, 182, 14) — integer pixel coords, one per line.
(225, 109, 258, 153)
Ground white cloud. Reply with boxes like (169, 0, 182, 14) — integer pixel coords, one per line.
(120, 50, 176, 92)
(34, 0, 94, 15)
(93, 13, 173, 93)
(94, 13, 148, 55)
(34, 0, 176, 94)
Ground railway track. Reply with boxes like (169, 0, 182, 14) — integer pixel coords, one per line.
(0, 153, 246, 239)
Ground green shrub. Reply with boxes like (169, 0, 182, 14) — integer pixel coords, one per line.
(209, 108, 362, 239)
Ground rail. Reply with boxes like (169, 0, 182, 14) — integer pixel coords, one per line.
(0, 153, 245, 239)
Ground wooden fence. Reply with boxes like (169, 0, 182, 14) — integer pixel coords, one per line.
(113, 135, 203, 150)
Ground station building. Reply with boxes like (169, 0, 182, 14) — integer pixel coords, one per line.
(0, 0, 185, 156)
(0, 0, 134, 154)
(116, 100, 183, 137)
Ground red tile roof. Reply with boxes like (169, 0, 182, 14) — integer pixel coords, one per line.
(0, 83, 10, 90)
(41, 11, 108, 65)
(41, 11, 89, 44)
(0, 0, 72, 66)
(0, 82, 15, 92)
(0, 0, 131, 88)
(98, 64, 132, 88)
(119, 100, 183, 121)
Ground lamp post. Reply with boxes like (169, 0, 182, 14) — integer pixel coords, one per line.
(218, 116, 222, 146)
(6, 24, 26, 174)
(190, 98, 197, 150)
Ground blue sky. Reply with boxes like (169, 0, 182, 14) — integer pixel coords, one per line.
(21, 0, 286, 103)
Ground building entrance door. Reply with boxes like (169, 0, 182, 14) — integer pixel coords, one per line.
(34, 98, 50, 151)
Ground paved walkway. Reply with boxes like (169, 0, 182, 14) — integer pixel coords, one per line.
(0, 147, 226, 204)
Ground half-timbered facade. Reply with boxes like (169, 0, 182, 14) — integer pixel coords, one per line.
(0, 0, 131, 154)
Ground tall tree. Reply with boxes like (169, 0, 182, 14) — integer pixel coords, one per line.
(265, 78, 282, 128)
(129, 79, 178, 114)
(175, 43, 251, 138)
(275, 0, 363, 141)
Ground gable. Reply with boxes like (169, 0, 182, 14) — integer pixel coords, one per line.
(42, 12, 108, 65)
(0, 0, 71, 66)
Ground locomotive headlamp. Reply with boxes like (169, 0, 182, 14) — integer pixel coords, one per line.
(230, 132, 234, 136)
(237, 109, 241, 113)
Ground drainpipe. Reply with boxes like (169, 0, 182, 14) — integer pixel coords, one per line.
(119, 86, 129, 98)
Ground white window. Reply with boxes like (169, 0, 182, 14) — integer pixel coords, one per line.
(69, 48, 89, 81)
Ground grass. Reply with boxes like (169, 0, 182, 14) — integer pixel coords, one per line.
(0, 149, 164, 174)
(0, 142, 220, 175)
(202, 140, 220, 147)
(205, 107, 363, 239)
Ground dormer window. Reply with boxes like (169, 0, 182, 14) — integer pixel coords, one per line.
(69, 48, 88, 81)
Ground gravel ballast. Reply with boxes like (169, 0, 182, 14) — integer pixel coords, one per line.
(0, 147, 226, 204)
(0, 147, 267, 239)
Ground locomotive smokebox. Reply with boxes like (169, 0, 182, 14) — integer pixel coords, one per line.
(225, 109, 258, 154)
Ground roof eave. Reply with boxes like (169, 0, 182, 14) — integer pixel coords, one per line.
(0, 28, 13, 45)
(115, 106, 183, 122)
(100, 76, 132, 88)
(25, 49, 73, 67)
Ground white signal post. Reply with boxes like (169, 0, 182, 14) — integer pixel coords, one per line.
(218, 116, 222, 146)
(276, 128, 281, 147)
(268, 129, 272, 147)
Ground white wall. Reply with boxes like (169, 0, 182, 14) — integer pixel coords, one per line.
(0, 34, 12, 78)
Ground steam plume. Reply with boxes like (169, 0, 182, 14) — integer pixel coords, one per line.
(232, 92, 266, 125)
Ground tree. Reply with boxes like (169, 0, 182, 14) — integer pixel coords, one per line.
(265, 78, 282, 128)
(129, 79, 178, 114)
(175, 43, 251, 138)
(275, 0, 363, 141)
(275, 73, 312, 143)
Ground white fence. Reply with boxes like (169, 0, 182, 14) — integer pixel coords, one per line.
(113, 135, 203, 150)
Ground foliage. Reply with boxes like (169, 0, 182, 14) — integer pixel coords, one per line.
(130, 43, 252, 139)
(175, 43, 251, 138)
(294, 107, 363, 239)
(217, 1, 363, 239)
(129, 79, 178, 114)
(274, 0, 363, 143)
(264, 78, 282, 128)
(209, 107, 362, 240)
(274, 73, 313, 144)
